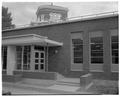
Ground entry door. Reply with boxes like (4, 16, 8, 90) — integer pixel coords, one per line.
(34, 51, 45, 71)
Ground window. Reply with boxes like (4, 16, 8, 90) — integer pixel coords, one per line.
(23, 46, 31, 70)
(2, 46, 7, 70)
(90, 31, 103, 64)
(34, 45, 44, 51)
(16, 45, 31, 70)
(41, 14, 45, 22)
(71, 32, 83, 71)
(111, 29, 118, 72)
(111, 29, 119, 64)
(49, 12, 62, 22)
(16, 46, 22, 70)
(72, 39, 83, 63)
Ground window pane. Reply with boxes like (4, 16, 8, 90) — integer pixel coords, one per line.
(74, 51, 83, 57)
(74, 58, 83, 63)
(23, 65, 28, 70)
(23, 46, 31, 70)
(35, 59, 39, 63)
(34, 46, 44, 51)
(91, 37, 103, 43)
(73, 45, 83, 51)
(91, 44, 103, 50)
(91, 58, 103, 63)
(112, 57, 118, 64)
(16, 46, 31, 70)
(90, 35, 103, 64)
(72, 36, 83, 64)
(35, 52, 39, 58)
(111, 36, 119, 64)
(40, 59, 44, 63)
(16, 46, 22, 70)
(2, 46, 7, 70)
(112, 36, 118, 42)
(35, 64, 39, 70)
(112, 43, 118, 49)
(72, 39, 83, 44)
(41, 53, 44, 58)
(40, 64, 44, 69)
(71, 32, 83, 65)
(16, 64, 21, 70)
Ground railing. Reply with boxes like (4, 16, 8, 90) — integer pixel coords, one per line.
(3, 11, 118, 30)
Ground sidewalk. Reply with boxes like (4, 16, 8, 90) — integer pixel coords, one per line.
(2, 78, 94, 95)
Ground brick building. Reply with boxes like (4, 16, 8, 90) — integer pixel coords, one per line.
(2, 5, 119, 81)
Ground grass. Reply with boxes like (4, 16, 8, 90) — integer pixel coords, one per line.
(88, 80, 119, 94)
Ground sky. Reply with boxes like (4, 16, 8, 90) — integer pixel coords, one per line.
(2, 2, 118, 26)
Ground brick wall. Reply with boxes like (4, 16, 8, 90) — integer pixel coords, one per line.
(2, 16, 118, 80)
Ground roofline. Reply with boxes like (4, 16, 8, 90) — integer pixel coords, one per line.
(2, 34, 63, 46)
(2, 34, 48, 39)
(2, 12, 118, 32)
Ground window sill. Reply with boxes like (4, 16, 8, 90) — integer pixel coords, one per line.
(111, 71, 119, 73)
(89, 70, 104, 72)
(71, 69, 83, 71)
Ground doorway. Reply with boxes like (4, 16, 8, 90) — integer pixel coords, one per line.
(34, 51, 45, 71)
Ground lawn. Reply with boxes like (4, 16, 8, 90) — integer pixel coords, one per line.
(88, 79, 119, 94)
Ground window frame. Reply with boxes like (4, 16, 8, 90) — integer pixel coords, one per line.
(89, 31, 104, 72)
(16, 45, 31, 71)
(71, 31, 83, 71)
(110, 29, 119, 72)
(2, 46, 7, 70)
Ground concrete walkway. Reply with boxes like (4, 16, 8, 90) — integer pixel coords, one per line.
(2, 78, 94, 95)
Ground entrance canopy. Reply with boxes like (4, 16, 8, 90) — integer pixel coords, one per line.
(2, 34, 63, 46)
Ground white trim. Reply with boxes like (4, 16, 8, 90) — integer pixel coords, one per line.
(70, 32, 83, 71)
(71, 69, 83, 71)
(89, 64, 104, 72)
(110, 29, 119, 72)
(111, 64, 119, 72)
(89, 31, 104, 72)
(34, 50, 45, 72)
(71, 64, 83, 71)
(2, 34, 47, 39)
(2, 34, 63, 46)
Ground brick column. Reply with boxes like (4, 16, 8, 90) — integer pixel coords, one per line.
(83, 31, 90, 73)
(7, 46, 16, 75)
(103, 30, 111, 76)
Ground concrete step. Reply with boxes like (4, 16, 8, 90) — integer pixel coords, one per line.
(20, 78, 57, 87)
(56, 77, 80, 86)
(20, 77, 80, 87)
(56, 81, 80, 86)
(56, 73, 64, 80)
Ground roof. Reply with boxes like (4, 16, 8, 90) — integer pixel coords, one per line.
(36, 5, 68, 16)
(2, 11, 118, 32)
(37, 5, 68, 11)
(2, 34, 63, 46)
